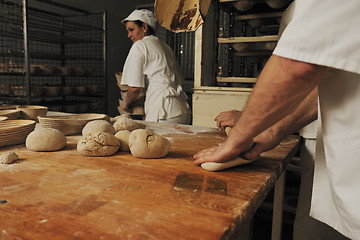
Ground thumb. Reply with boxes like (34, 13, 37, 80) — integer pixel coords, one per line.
(242, 143, 262, 160)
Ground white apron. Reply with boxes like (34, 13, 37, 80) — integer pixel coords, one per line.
(311, 69, 360, 239)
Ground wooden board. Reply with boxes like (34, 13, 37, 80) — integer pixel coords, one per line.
(0, 121, 300, 240)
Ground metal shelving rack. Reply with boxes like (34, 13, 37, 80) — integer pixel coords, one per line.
(0, 0, 107, 113)
(192, 0, 291, 127)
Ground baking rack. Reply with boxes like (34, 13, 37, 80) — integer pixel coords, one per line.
(0, 0, 107, 114)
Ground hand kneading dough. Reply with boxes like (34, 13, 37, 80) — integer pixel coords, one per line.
(0, 151, 18, 164)
(129, 129, 170, 158)
(114, 130, 131, 152)
(201, 157, 257, 171)
(26, 128, 66, 152)
(113, 118, 146, 132)
(82, 120, 116, 136)
(77, 132, 120, 157)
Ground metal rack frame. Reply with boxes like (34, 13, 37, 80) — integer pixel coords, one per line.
(0, 0, 107, 113)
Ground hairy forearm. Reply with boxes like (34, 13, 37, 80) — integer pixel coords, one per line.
(270, 87, 318, 140)
(229, 55, 327, 145)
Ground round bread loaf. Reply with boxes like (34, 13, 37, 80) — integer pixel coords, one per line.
(82, 120, 116, 136)
(128, 129, 170, 158)
(26, 128, 66, 151)
(114, 130, 131, 152)
(113, 118, 146, 132)
(77, 132, 120, 157)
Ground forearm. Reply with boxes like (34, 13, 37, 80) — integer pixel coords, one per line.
(229, 55, 327, 145)
(124, 87, 143, 107)
(271, 87, 318, 140)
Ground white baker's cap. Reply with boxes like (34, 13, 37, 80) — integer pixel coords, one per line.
(122, 9, 158, 33)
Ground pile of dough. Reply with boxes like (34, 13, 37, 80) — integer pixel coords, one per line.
(225, 126, 232, 136)
(111, 113, 131, 123)
(129, 129, 170, 158)
(82, 120, 116, 136)
(114, 130, 131, 152)
(77, 132, 120, 157)
(0, 151, 18, 164)
(26, 128, 66, 152)
(113, 117, 146, 132)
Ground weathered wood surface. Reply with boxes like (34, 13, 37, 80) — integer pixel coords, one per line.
(0, 121, 300, 240)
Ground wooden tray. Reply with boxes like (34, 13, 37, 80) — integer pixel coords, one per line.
(38, 113, 109, 135)
(0, 120, 36, 147)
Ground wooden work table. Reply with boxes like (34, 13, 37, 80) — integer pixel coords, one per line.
(0, 121, 300, 240)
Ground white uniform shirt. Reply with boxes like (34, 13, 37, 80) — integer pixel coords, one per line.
(274, 0, 360, 238)
(121, 35, 190, 122)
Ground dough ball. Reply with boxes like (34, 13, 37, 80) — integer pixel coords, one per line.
(0, 151, 18, 164)
(225, 126, 232, 136)
(129, 129, 170, 158)
(82, 120, 116, 136)
(113, 118, 146, 132)
(114, 130, 131, 152)
(110, 114, 132, 124)
(77, 132, 120, 157)
(26, 128, 66, 152)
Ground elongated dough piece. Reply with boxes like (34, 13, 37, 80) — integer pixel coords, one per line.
(201, 157, 256, 171)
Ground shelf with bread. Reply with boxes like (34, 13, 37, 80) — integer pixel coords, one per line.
(0, 0, 107, 114)
(192, 0, 291, 127)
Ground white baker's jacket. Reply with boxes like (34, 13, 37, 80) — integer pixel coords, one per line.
(121, 35, 190, 122)
(274, 0, 360, 238)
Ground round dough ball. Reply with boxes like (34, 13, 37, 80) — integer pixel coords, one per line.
(225, 126, 232, 136)
(110, 114, 132, 124)
(26, 128, 66, 152)
(129, 129, 170, 158)
(114, 130, 131, 152)
(77, 132, 120, 157)
(82, 120, 116, 136)
(113, 118, 146, 132)
(0, 151, 18, 164)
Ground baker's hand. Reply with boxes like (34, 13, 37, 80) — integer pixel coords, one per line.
(120, 101, 133, 114)
(193, 136, 254, 165)
(215, 110, 242, 130)
(242, 127, 281, 160)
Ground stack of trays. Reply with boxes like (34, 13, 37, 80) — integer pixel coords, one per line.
(0, 120, 36, 147)
(38, 113, 109, 135)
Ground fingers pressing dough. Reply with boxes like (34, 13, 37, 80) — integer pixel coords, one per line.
(201, 157, 257, 171)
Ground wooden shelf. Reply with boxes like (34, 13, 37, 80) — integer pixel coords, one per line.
(217, 77, 257, 83)
(235, 11, 283, 20)
(218, 35, 279, 43)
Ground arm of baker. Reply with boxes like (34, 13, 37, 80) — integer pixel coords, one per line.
(121, 86, 144, 113)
